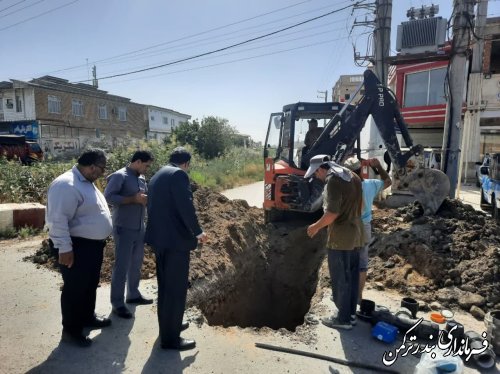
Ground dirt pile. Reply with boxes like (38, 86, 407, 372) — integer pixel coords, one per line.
(369, 199, 500, 315)
(26, 187, 326, 332)
(27, 187, 499, 330)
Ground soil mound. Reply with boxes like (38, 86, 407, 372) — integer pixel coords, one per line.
(369, 199, 500, 315)
(26, 188, 499, 328)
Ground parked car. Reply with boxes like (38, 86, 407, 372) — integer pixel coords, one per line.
(0, 135, 43, 164)
(27, 141, 44, 162)
(475, 153, 491, 187)
(479, 153, 500, 221)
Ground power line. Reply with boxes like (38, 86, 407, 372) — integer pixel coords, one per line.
(94, 0, 317, 64)
(77, 18, 356, 78)
(0, 0, 79, 31)
(86, 17, 351, 70)
(38, 0, 356, 77)
(0, 0, 45, 20)
(71, 24, 350, 81)
(73, 2, 360, 83)
(0, 0, 27, 13)
(103, 34, 364, 86)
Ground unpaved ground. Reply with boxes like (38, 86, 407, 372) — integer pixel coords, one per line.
(3, 236, 497, 374)
(7, 184, 500, 373)
(28, 187, 500, 320)
(369, 200, 500, 316)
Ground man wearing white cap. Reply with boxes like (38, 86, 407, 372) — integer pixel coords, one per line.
(305, 154, 364, 330)
(344, 157, 391, 302)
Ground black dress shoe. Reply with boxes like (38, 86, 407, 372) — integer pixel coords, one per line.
(85, 316, 112, 329)
(161, 338, 196, 351)
(112, 306, 133, 319)
(62, 330, 92, 347)
(181, 321, 189, 331)
(126, 296, 153, 305)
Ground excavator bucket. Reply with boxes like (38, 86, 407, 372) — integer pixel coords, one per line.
(402, 168, 450, 215)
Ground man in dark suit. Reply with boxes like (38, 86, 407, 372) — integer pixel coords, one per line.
(145, 147, 207, 351)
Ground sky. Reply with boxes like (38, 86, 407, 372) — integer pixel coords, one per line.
(2, 0, 500, 143)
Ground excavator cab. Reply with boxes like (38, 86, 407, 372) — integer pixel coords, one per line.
(263, 102, 347, 222)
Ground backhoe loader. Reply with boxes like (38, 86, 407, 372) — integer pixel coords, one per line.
(263, 69, 450, 222)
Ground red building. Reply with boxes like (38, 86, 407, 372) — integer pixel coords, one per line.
(389, 59, 449, 149)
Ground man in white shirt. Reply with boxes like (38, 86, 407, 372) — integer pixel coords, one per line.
(46, 148, 113, 347)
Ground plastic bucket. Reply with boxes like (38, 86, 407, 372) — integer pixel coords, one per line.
(401, 297, 419, 319)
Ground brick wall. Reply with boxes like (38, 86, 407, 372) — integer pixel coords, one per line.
(34, 87, 147, 140)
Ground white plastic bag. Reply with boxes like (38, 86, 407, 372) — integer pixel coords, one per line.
(414, 349, 464, 374)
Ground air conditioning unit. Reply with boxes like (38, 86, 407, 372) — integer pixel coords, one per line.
(396, 17, 447, 54)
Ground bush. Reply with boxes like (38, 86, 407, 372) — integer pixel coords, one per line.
(0, 142, 263, 204)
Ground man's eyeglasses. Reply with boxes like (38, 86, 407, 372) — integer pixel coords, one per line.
(94, 164, 107, 172)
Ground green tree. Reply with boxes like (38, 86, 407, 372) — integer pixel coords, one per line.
(196, 116, 236, 159)
(173, 120, 200, 146)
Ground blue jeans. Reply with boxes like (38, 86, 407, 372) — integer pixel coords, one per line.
(328, 248, 360, 323)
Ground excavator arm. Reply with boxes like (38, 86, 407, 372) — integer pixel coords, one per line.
(304, 70, 450, 215)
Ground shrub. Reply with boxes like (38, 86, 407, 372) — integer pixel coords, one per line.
(0, 142, 263, 204)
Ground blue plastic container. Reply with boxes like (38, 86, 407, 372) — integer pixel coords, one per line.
(372, 321, 398, 343)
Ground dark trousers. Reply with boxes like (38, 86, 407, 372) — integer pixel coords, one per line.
(328, 248, 360, 323)
(58, 237, 105, 334)
(155, 249, 190, 345)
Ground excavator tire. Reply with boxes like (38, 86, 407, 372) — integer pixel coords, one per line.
(264, 208, 285, 224)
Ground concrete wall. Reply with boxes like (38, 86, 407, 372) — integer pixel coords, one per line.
(0, 203, 45, 231)
(0, 88, 36, 121)
(481, 74, 500, 111)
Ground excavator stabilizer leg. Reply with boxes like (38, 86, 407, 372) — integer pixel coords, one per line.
(402, 169, 450, 215)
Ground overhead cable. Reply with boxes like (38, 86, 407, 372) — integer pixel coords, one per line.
(73, 2, 361, 83)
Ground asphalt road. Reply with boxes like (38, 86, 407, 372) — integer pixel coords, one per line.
(222, 181, 486, 215)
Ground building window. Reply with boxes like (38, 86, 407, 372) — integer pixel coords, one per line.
(5, 99, 13, 109)
(98, 104, 108, 119)
(0, 99, 3, 111)
(15, 95, 22, 112)
(171, 119, 175, 126)
(151, 115, 155, 121)
(344, 93, 350, 100)
(118, 106, 127, 121)
(349, 76, 363, 83)
(72, 99, 84, 117)
(489, 40, 500, 74)
(404, 67, 447, 107)
(48, 95, 61, 114)
(163, 117, 168, 125)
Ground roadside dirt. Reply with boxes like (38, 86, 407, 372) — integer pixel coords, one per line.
(369, 199, 500, 316)
(26, 188, 500, 332)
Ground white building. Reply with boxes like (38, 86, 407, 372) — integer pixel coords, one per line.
(146, 105, 191, 142)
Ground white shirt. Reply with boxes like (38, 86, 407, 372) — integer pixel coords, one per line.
(46, 166, 112, 253)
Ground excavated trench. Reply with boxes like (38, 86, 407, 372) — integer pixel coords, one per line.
(188, 225, 327, 331)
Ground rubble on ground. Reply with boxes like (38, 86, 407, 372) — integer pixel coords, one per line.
(369, 199, 500, 316)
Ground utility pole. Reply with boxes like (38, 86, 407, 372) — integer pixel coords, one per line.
(317, 90, 328, 125)
(92, 65, 98, 88)
(443, 0, 475, 199)
(373, 0, 392, 85)
(458, 0, 488, 190)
